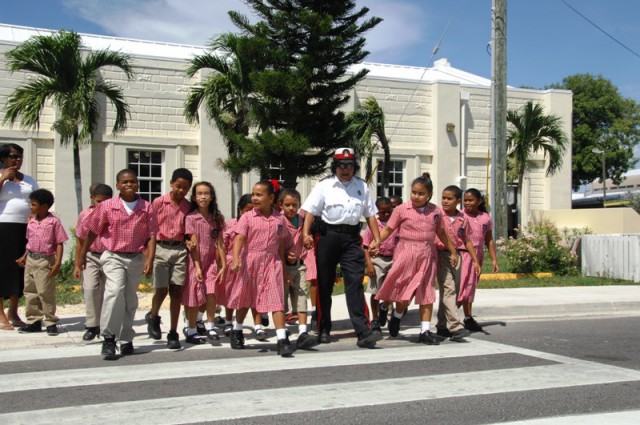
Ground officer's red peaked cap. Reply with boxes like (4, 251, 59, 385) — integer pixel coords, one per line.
(333, 148, 356, 160)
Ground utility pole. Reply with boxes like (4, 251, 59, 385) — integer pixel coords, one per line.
(490, 0, 508, 240)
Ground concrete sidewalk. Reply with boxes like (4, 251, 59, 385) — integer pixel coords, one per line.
(1, 285, 638, 351)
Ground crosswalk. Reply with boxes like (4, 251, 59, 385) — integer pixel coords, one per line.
(2, 327, 640, 424)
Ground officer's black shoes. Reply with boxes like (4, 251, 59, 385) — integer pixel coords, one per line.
(356, 329, 379, 349)
(46, 324, 58, 336)
(145, 312, 162, 340)
(464, 316, 483, 332)
(120, 342, 134, 355)
(371, 319, 382, 333)
(318, 330, 331, 344)
(418, 331, 440, 345)
(450, 328, 471, 342)
(296, 332, 316, 350)
(277, 337, 296, 357)
(101, 337, 118, 360)
(378, 304, 389, 327)
(388, 315, 401, 337)
(230, 330, 245, 349)
(18, 320, 42, 333)
(167, 330, 181, 349)
(436, 327, 452, 338)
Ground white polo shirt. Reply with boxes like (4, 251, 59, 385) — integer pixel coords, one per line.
(301, 175, 377, 225)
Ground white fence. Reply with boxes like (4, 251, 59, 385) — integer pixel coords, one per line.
(581, 234, 640, 282)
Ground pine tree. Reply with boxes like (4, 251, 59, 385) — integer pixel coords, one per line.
(229, 0, 382, 187)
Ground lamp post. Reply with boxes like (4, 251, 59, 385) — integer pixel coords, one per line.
(592, 148, 606, 206)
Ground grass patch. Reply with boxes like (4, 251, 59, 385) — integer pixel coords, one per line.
(480, 275, 634, 289)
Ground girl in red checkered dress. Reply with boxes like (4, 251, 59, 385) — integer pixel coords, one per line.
(181, 182, 226, 344)
(375, 174, 458, 345)
(230, 181, 296, 357)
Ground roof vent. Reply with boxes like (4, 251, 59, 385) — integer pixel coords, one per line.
(434, 58, 450, 67)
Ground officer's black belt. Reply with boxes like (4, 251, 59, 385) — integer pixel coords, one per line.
(325, 223, 361, 235)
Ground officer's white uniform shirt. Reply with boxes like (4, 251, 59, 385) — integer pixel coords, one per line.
(301, 175, 377, 225)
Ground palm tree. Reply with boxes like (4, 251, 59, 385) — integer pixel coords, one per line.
(3, 30, 134, 214)
(184, 33, 263, 212)
(344, 96, 391, 193)
(506, 101, 568, 221)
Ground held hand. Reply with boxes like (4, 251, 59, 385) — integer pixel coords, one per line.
(365, 263, 376, 278)
(185, 239, 196, 252)
(450, 252, 459, 268)
(48, 263, 61, 280)
(368, 240, 380, 257)
(76, 256, 86, 272)
(287, 251, 297, 263)
(303, 234, 314, 250)
(143, 259, 153, 277)
(473, 261, 481, 275)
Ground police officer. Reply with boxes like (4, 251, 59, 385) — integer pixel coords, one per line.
(301, 148, 382, 348)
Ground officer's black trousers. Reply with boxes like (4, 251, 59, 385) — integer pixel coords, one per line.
(315, 229, 369, 336)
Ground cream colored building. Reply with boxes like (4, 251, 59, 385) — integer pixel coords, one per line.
(0, 24, 573, 236)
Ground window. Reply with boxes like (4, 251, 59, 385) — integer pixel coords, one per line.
(127, 150, 163, 202)
(266, 161, 284, 181)
(376, 160, 404, 198)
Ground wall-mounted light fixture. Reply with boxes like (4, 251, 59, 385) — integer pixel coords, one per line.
(446, 122, 455, 132)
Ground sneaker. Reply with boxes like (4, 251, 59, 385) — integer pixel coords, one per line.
(167, 330, 181, 349)
(277, 337, 296, 357)
(388, 315, 401, 337)
(418, 330, 440, 345)
(450, 328, 471, 342)
(255, 328, 268, 341)
(120, 342, 134, 355)
(46, 324, 58, 336)
(371, 320, 382, 333)
(18, 321, 42, 333)
(101, 337, 118, 360)
(207, 329, 220, 343)
(223, 323, 233, 337)
(214, 316, 226, 326)
(185, 334, 206, 345)
(82, 326, 100, 341)
(378, 305, 389, 327)
(464, 316, 484, 332)
(230, 330, 245, 349)
(261, 313, 269, 327)
(145, 312, 162, 340)
(356, 329, 379, 349)
(296, 331, 316, 350)
(196, 320, 207, 336)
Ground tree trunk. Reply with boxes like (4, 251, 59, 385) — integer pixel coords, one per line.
(365, 157, 373, 183)
(381, 136, 391, 196)
(517, 170, 525, 231)
(73, 134, 83, 215)
(232, 174, 242, 218)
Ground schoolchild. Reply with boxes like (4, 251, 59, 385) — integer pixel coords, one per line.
(181, 182, 226, 344)
(77, 169, 158, 360)
(146, 168, 193, 349)
(375, 174, 457, 345)
(73, 183, 113, 341)
(362, 197, 397, 330)
(435, 185, 480, 341)
(17, 189, 68, 335)
(230, 180, 296, 357)
(390, 195, 403, 209)
(221, 194, 253, 336)
(459, 188, 498, 332)
(278, 188, 316, 350)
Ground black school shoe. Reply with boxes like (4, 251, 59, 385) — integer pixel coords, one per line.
(296, 332, 316, 350)
(388, 315, 401, 337)
(101, 337, 118, 360)
(277, 337, 296, 357)
(450, 328, 471, 342)
(46, 324, 58, 336)
(464, 316, 484, 333)
(378, 305, 389, 327)
(18, 321, 42, 333)
(230, 330, 245, 349)
(120, 342, 134, 355)
(167, 330, 181, 349)
(371, 320, 382, 333)
(418, 331, 440, 345)
(145, 312, 162, 340)
(196, 320, 207, 336)
(185, 334, 206, 345)
(83, 326, 100, 341)
(356, 328, 382, 348)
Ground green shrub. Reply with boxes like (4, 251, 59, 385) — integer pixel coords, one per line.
(496, 219, 580, 275)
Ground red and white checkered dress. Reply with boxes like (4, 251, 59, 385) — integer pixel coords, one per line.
(76, 207, 105, 253)
(26, 213, 68, 255)
(375, 201, 443, 305)
(181, 210, 224, 307)
(458, 210, 493, 303)
(230, 208, 290, 313)
(84, 196, 158, 253)
(222, 218, 247, 309)
(151, 193, 191, 241)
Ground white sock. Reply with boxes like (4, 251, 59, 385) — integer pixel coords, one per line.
(185, 320, 192, 329)
(421, 321, 431, 333)
(276, 328, 287, 340)
(224, 319, 232, 325)
(299, 324, 308, 334)
(197, 311, 204, 321)
(233, 321, 243, 331)
(205, 322, 215, 330)
(393, 309, 403, 319)
(254, 324, 263, 332)
(187, 327, 197, 336)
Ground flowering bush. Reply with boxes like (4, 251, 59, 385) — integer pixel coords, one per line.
(496, 219, 582, 275)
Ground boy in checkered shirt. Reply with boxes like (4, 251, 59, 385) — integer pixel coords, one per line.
(77, 169, 158, 360)
(17, 189, 68, 336)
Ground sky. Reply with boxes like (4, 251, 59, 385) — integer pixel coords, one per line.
(2, 0, 640, 103)
(0, 0, 640, 103)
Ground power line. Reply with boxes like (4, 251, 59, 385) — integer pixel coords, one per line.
(560, 0, 640, 60)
